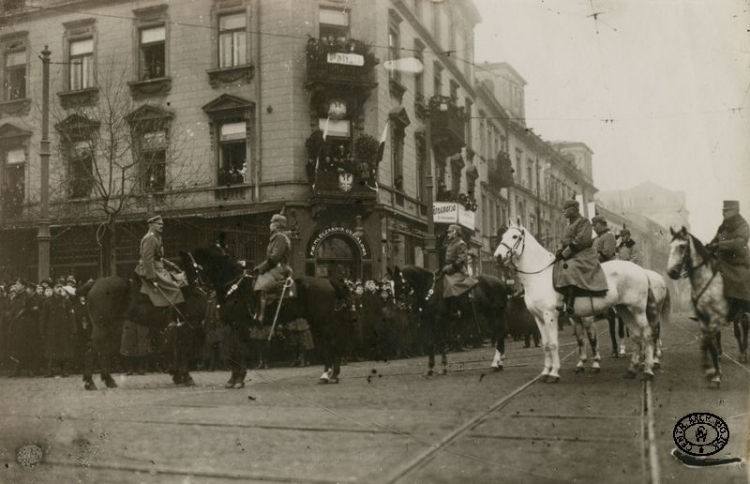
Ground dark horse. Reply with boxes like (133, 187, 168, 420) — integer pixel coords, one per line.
(390, 265, 509, 376)
(187, 245, 349, 384)
(78, 265, 208, 390)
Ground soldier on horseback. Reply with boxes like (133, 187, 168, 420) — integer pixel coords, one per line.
(616, 228, 639, 265)
(253, 213, 293, 324)
(126, 215, 186, 324)
(442, 224, 478, 318)
(705, 200, 750, 359)
(553, 199, 608, 315)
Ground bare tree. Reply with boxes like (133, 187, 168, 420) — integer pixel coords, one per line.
(48, 61, 205, 276)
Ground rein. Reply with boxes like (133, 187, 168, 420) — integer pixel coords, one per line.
(679, 235, 718, 306)
(502, 229, 556, 275)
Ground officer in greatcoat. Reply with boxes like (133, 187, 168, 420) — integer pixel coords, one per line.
(591, 215, 623, 356)
(706, 200, 750, 325)
(553, 199, 608, 315)
(441, 224, 478, 317)
(134, 215, 185, 308)
(253, 213, 293, 324)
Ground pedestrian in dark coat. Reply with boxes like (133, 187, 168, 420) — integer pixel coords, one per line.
(9, 282, 31, 376)
(42, 285, 76, 377)
(553, 199, 608, 314)
(706, 200, 750, 322)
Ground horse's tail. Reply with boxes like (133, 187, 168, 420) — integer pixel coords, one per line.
(76, 278, 96, 298)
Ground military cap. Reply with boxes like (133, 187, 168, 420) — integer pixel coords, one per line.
(448, 224, 462, 232)
(270, 214, 287, 226)
(563, 199, 579, 210)
(619, 228, 631, 236)
(591, 215, 607, 225)
(147, 214, 163, 225)
(723, 200, 740, 210)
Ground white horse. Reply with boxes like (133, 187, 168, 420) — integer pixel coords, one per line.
(667, 227, 728, 388)
(494, 224, 657, 382)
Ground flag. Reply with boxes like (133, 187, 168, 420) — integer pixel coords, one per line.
(312, 117, 330, 191)
(368, 119, 389, 192)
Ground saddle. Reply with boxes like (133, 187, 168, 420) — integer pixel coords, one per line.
(265, 278, 297, 302)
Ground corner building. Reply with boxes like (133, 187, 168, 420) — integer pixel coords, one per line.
(0, 0, 488, 280)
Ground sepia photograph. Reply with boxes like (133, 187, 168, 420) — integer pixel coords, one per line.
(0, 0, 748, 482)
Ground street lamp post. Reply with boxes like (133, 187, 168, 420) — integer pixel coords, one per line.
(38, 46, 51, 281)
(423, 107, 437, 271)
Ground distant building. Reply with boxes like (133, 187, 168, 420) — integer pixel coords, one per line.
(596, 182, 690, 231)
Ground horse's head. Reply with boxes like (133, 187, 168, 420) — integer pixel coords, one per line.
(667, 225, 711, 280)
(190, 245, 245, 290)
(494, 224, 526, 265)
(179, 251, 204, 287)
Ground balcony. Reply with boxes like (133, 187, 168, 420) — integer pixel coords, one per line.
(305, 38, 377, 90)
(429, 96, 465, 151)
(487, 151, 514, 190)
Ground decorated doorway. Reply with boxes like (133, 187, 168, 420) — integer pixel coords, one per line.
(306, 227, 372, 280)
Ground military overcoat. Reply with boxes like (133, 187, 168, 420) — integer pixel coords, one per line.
(553, 214, 608, 292)
(442, 237, 478, 298)
(710, 213, 750, 301)
(254, 231, 293, 292)
(592, 229, 616, 262)
(134, 230, 185, 307)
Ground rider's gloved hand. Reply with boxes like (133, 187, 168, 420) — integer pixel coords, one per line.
(554, 249, 564, 261)
(705, 242, 717, 252)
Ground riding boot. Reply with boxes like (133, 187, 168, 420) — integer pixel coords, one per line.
(255, 293, 268, 324)
(255, 341, 268, 369)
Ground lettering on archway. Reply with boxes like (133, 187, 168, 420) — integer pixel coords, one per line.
(308, 227, 369, 258)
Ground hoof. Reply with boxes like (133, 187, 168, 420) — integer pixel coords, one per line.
(622, 371, 637, 380)
(329, 377, 339, 384)
(102, 376, 118, 389)
(740, 353, 748, 363)
(492, 365, 504, 372)
(653, 361, 661, 370)
(183, 376, 196, 387)
(545, 376, 560, 384)
(224, 381, 236, 389)
(641, 373, 655, 382)
(317, 378, 329, 384)
(590, 367, 601, 373)
(574, 366, 585, 374)
(439, 368, 447, 376)
(423, 369, 434, 378)
(708, 380, 721, 389)
(539, 374, 548, 382)
(84, 381, 97, 391)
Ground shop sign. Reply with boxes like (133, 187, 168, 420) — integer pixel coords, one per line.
(309, 227, 368, 258)
(433, 202, 475, 231)
(327, 52, 365, 66)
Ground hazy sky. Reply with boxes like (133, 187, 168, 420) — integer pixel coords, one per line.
(473, 0, 750, 239)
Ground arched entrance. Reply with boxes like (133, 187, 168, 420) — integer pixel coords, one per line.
(306, 228, 372, 280)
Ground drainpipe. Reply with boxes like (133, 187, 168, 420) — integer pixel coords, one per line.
(253, 0, 262, 201)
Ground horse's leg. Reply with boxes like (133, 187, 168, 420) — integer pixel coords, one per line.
(544, 311, 560, 383)
(703, 317, 722, 388)
(585, 317, 601, 373)
(607, 311, 618, 358)
(83, 341, 96, 390)
(638, 315, 655, 380)
(618, 316, 627, 356)
(573, 317, 587, 374)
(491, 310, 506, 371)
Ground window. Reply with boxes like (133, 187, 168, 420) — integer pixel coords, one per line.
(319, 7, 349, 42)
(388, 12, 401, 82)
(391, 124, 404, 190)
(218, 13, 246, 68)
(433, 62, 443, 96)
(527, 161, 533, 190)
(415, 132, 425, 202)
(2, 147, 25, 216)
(2, 44, 25, 101)
(69, 38, 93, 90)
(219, 121, 247, 185)
(449, 80, 458, 102)
(68, 141, 94, 198)
(515, 149, 523, 185)
(139, 26, 165, 80)
(139, 130, 166, 192)
(431, 1, 442, 45)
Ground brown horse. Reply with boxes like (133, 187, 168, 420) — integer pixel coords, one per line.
(390, 265, 509, 376)
(78, 266, 207, 390)
(187, 246, 350, 384)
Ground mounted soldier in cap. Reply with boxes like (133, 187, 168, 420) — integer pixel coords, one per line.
(125, 215, 186, 324)
(616, 227, 639, 265)
(706, 200, 750, 334)
(253, 213, 293, 324)
(441, 224, 478, 318)
(553, 199, 608, 315)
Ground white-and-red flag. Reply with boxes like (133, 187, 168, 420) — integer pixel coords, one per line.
(312, 117, 330, 191)
(369, 119, 389, 192)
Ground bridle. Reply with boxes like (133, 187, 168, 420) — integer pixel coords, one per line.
(499, 227, 555, 275)
(672, 234, 717, 306)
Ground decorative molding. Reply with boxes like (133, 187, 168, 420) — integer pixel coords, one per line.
(0, 97, 30, 117)
(389, 78, 407, 102)
(127, 77, 172, 100)
(206, 64, 254, 88)
(57, 87, 99, 109)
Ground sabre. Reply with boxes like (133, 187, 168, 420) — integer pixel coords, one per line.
(151, 282, 193, 329)
(268, 277, 293, 342)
